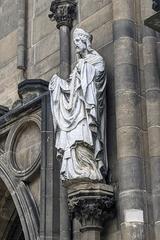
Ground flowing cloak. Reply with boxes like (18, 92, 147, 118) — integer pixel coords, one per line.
(49, 50, 107, 181)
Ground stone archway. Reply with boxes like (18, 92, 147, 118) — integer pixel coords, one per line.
(0, 162, 40, 240)
(0, 178, 24, 240)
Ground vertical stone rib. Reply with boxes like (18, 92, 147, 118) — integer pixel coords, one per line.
(142, 1, 160, 239)
(40, 93, 60, 240)
(17, 0, 26, 70)
(113, 0, 145, 239)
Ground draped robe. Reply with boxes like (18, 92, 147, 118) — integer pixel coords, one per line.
(49, 50, 107, 181)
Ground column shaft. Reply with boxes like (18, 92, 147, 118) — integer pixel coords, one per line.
(113, 0, 146, 239)
(142, 1, 160, 239)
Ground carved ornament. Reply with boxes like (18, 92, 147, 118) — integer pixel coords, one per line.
(49, 0, 77, 29)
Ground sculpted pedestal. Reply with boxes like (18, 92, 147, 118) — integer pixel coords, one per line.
(68, 182, 114, 240)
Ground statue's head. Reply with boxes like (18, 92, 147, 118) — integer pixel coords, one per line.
(73, 28, 93, 55)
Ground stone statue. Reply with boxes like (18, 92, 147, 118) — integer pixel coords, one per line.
(49, 28, 107, 182)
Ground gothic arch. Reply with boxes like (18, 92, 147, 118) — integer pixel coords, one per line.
(0, 161, 40, 240)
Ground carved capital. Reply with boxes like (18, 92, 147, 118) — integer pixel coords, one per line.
(67, 183, 115, 230)
(49, 0, 77, 29)
(152, 0, 160, 12)
(69, 196, 114, 228)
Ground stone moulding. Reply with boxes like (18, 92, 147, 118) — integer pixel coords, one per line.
(5, 115, 41, 181)
(0, 161, 40, 240)
(18, 79, 49, 105)
(0, 105, 9, 117)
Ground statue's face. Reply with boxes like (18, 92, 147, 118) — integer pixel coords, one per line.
(74, 36, 86, 54)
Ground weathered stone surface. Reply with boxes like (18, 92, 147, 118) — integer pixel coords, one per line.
(29, 51, 60, 79)
(118, 157, 144, 191)
(119, 191, 146, 223)
(143, 37, 158, 65)
(15, 122, 41, 171)
(116, 92, 141, 128)
(33, 10, 56, 44)
(35, 0, 51, 17)
(92, 21, 113, 49)
(0, 31, 17, 68)
(146, 90, 160, 127)
(115, 64, 138, 92)
(117, 127, 142, 159)
(34, 31, 59, 64)
(144, 64, 160, 89)
(121, 222, 145, 240)
(113, 0, 135, 21)
(79, 0, 111, 20)
(114, 38, 137, 66)
(29, 175, 40, 206)
(0, 59, 19, 107)
(148, 127, 160, 157)
(0, 0, 17, 40)
(80, 3, 112, 33)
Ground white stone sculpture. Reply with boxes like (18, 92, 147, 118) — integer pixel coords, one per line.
(49, 28, 107, 182)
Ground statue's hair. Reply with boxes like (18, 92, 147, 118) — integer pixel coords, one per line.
(73, 28, 93, 51)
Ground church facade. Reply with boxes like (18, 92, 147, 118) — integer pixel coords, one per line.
(0, 0, 159, 240)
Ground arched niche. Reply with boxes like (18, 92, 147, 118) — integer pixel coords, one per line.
(0, 161, 40, 240)
(0, 178, 24, 240)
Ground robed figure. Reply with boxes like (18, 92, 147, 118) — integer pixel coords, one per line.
(49, 28, 107, 182)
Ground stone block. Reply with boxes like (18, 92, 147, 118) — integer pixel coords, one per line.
(0, 0, 17, 40)
(114, 38, 137, 66)
(80, 0, 111, 20)
(79, 3, 112, 33)
(119, 191, 146, 223)
(39, 66, 60, 81)
(146, 90, 160, 127)
(114, 64, 138, 92)
(148, 127, 160, 157)
(121, 222, 145, 240)
(118, 157, 144, 192)
(0, 31, 17, 68)
(143, 37, 158, 65)
(0, 58, 20, 107)
(92, 21, 113, 50)
(34, 31, 59, 64)
(113, 0, 135, 21)
(152, 194, 160, 222)
(144, 64, 160, 90)
(117, 127, 142, 159)
(150, 157, 160, 194)
(33, 10, 57, 44)
(35, 0, 51, 17)
(113, 19, 136, 41)
(116, 92, 141, 128)
(29, 51, 60, 79)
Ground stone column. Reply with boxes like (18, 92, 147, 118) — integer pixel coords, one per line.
(68, 183, 114, 240)
(142, 1, 160, 239)
(49, 1, 76, 240)
(112, 0, 146, 239)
